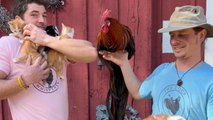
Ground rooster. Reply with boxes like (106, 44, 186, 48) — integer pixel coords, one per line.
(97, 9, 135, 120)
(164, 96, 180, 115)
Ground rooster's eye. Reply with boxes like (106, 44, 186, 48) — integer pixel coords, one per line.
(106, 20, 111, 27)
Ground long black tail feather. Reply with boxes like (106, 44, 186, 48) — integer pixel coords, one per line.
(106, 63, 128, 120)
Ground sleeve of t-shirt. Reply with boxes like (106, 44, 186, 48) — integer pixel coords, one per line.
(0, 36, 11, 75)
(139, 63, 169, 98)
(207, 82, 213, 120)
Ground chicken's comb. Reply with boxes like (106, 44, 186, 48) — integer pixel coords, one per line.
(101, 9, 112, 24)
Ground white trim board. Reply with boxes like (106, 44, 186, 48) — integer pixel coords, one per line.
(205, 0, 213, 66)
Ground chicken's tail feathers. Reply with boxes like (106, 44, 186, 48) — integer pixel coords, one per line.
(106, 63, 129, 120)
(123, 26, 136, 59)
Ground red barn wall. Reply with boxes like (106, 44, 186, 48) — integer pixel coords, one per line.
(0, 0, 206, 119)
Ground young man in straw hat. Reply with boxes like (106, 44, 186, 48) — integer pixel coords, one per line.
(99, 5, 213, 120)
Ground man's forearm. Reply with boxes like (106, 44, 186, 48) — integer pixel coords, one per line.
(45, 37, 97, 63)
(0, 78, 23, 100)
(120, 62, 142, 100)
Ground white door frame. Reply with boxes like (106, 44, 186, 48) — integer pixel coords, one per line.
(205, 0, 213, 66)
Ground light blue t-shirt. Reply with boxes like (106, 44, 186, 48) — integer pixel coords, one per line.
(139, 62, 213, 120)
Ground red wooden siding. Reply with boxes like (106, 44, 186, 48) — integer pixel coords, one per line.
(0, 0, 206, 119)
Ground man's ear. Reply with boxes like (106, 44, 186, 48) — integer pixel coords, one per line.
(199, 29, 207, 42)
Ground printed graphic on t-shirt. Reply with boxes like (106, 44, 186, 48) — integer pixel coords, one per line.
(33, 69, 62, 93)
(158, 84, 191, 118)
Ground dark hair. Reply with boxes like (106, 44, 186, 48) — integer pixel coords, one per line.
(193, 27, 205, 34)
(193, 27, 207, 46)
(12, 0, 48, 18)
(193, 26, 208, 39)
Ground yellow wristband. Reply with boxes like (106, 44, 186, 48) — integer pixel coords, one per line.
(20, 75, 29, 89)
(17, 76, 25, 89)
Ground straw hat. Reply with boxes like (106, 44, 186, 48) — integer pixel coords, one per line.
(158, 5, 213, 37)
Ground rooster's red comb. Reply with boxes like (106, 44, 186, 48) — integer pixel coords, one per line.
(101, 9, 112, 24)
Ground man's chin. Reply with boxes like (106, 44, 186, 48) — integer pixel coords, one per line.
(39, 26, 46, 30)
(174, 54, 184, 59)
(36, 25, 46, 30)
